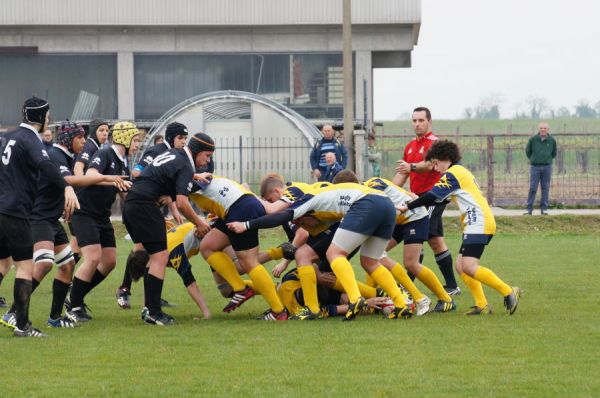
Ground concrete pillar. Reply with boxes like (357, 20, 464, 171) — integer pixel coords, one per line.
(353, 129, 367, 181)
(117, 52, 135, 120)
(354, 50, 373, 130)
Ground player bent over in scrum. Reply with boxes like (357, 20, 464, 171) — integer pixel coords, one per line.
(191, 176, 287, 320)
(123, 133, 213, 326)
(398, 140, 521, 315)
(228, 183, 412, 321)
(365, 177, 456, 315)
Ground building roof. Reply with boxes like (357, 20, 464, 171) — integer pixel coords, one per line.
(0, 0, 420, 26)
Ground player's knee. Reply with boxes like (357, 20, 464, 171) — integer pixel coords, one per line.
(34, 248, 54, 267)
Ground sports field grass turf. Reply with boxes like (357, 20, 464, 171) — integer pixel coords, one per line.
(1, 217, 599, 397)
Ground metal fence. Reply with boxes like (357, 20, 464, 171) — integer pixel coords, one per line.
(376, 133, 600, 206)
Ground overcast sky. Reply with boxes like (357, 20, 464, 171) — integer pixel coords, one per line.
(373, 0, 600, 120)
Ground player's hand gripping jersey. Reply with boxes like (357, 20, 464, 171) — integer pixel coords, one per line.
(364, 177, 428, 225)
(189, 176, 255, 219)
(429, 164, 496, 236)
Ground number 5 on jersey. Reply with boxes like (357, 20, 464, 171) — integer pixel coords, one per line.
(1, 139, 16, 165)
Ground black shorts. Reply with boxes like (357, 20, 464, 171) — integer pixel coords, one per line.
(340, 195, 396, 239)
(215, 195, 266, 252)
(459, 235, 493, 259)
(311, 224, 359, 273)
(0, 213, 33, 261)
(122, 200, 167, 254)
(71, 213, 116, 248)
(428, 202, 447, 239)
(31, 219, 70, 246)
(392, 217, 429, 245)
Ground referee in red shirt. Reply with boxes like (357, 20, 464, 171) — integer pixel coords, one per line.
(392, 107, 460, 295)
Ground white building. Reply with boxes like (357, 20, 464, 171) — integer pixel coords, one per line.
(0, 0, 421, 129)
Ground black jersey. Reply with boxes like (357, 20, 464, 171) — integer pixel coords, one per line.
(75, 138, 101, 170)
(31, 145, 74, 222)
(75, 146, 129, 219)
(0, 124, 53, 219)
(134, 142, 170, 173)
(128, 148, 195, 202)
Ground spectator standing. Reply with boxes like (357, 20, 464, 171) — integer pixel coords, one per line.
(525, 122, 557, 215)
(42, 128, 54, 151)
(393, 107, 460, 295)
(310, 124, 348, 181)
(322, 152, 344, 182)
(367, 132, 381, 177)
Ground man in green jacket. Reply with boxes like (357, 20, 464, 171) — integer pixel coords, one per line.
(525, 122, 557, 215)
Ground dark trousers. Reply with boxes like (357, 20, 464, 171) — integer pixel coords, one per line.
(527, 164, 552, 211)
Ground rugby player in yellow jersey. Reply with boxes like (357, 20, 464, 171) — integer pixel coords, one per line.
(228, 182, 413, 321)
(190, 176, 287, 320)
(365, 177, 456, 315)
(126, 222, 211, 320)
(398, 140, 521, 315)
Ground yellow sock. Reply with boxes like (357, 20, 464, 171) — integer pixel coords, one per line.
(357, 281, 377, 298)
(206, 251, 245, 291)
(460, 273, 487, 308)
(265, 246, 283, 261)
(365, 273, 377, 287)
(390, 263, 425, 302)
(330, 257, 361, 303)
(416, 266, 452, 302)
(474, 266, 512, 296)
(297, 265, 320, 313)
(370, 266, 406, 308)
(248, 265, 284, 313)
(243, 280, 255, 291)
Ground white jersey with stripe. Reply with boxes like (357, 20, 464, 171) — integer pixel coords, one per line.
(190, 176, 254, 219)
(430, 164, 496, 235)
(364, 177, 428, 225)
(290, 182, 386, 222)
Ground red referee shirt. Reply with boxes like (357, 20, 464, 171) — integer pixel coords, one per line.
(403, 131, 442, 195)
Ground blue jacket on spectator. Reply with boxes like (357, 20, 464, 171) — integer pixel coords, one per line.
(323, 162, 344, 183)
(310, 137, 348, 180)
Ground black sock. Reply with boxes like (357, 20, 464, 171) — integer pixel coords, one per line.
(0, 272, 4, 286)
(31, 277, 40, 293)
(418, 248, 425, 265)
(50, 279, 71, 319)
(69, 277, 89, 309)
(120, 252, 133, 290)
(435, 250, 457, 288)
(13, 278, 32, 330)
(144, 272, 164, 316)
(73, 253, 81, 266)
(85, 270, 107, 295)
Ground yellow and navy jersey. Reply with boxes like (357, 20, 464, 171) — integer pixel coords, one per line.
(290, 182, 386, 223)
(430, 165, 496, 235)
(364, 177, 428, 225)
(277, 270, 303, 315)
(190, 176, 255, 219)
(281, 181, 330, 204)
(166, 222, 199, 273)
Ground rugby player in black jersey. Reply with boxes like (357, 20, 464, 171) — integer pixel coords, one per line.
(66, 122, 139, 323)
(122, 133, 213, 326)
(0, 97, 79, 337)
(116, 122, 189, 309)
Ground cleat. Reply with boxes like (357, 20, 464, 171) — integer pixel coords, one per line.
(0, 297, 8, 308)
(116, 287, 131, 309)
(0, 312, 17, 330)
(223, 286, 255, 313)
(398, 284, 413, 304)
(431, 299, 457, 313)
(444, 285, 462, 296)
(142, 310, 175, 326)
(343, 297, 366, 321)
(14, 323, 48, 338)
(290, 307, 321, 320)
(65, 306, 92, 323)
(388, 305, 413, 319)
(47, 316, 77, 328)
(503, 287, 522, 315)
(415, 296, 432, 316)
(160, 298, 176, 308)
(140, 306, 149, 320)
(465, 304, 493, 316)
(259, 309, 288, 321)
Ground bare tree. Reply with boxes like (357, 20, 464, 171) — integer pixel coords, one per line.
(555, 106, 571, 118)
(526, 96, 550, 119)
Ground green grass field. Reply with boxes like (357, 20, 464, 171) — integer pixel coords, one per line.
(1, 217, 599, 397)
